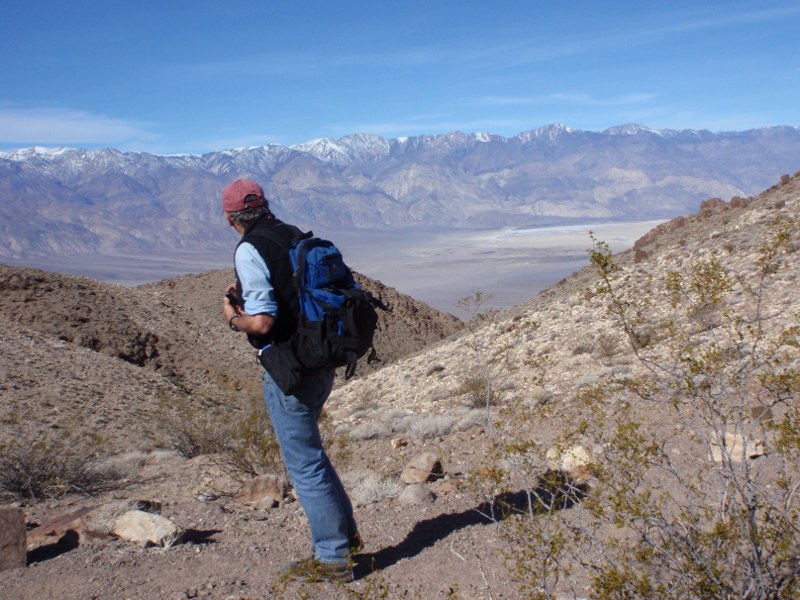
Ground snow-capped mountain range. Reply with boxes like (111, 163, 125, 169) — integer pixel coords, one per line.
(1, 124, 799, 258)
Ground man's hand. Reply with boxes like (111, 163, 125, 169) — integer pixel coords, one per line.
(224, 284, 242, 320)
(223, 283, 274, 335)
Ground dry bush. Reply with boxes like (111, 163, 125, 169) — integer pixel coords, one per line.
(0, 432, 117, 500)
(212, 396, 282, 482)
(161, 397, 230, 459)
(593, 332, 622, 361)
(158, 394, 281, 482)
(348, 421, 392, 441)
(457, 374, 498, 408)
(350, 472, 403, 505)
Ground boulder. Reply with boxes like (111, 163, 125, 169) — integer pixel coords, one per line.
(0, 507, 26, 571)
(431, 478, 460, 494)
(400, 452, 443, 484)
(546, 444, 597, 477)
(112, 510, 181, 547)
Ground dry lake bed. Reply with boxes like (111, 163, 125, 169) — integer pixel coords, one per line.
(7, 221, 662, 316)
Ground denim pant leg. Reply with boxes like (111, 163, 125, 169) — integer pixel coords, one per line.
(262, 369, 356, 564)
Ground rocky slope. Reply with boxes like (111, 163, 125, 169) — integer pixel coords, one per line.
(0, 267, 460, 453)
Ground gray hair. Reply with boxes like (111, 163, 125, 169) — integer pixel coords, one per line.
(227, 205, 269, 228)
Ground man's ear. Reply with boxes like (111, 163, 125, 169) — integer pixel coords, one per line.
(226, 213, 235, 227)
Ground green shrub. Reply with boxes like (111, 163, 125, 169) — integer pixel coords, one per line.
(457, 374, 497, 408)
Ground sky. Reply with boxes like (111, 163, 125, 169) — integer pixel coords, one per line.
(1, 0, 799, 155)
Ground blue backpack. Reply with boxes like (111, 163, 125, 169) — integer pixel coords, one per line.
(257, 230, 389, 393)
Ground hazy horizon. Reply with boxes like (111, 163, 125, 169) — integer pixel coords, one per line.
(2, 220, 661, 316)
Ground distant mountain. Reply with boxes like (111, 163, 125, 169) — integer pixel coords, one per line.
(1, 124, 799, 258)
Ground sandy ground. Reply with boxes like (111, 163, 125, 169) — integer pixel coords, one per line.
(337, 221, 662, 313)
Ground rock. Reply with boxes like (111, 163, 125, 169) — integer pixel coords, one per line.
(546, 444, 597, 478)
(234, 474, 285, 508)
(390, 437, 409, 449)
(710, 431, 767, 463)
(750, 406, 773, 423)
(112, 510, 181, 547)
(0, 506, 26, 571)
(400, 451, 443, 484)
(431, 478, 460, 494)
(398, 484, 435, 505)
(27, 506, 98, 543)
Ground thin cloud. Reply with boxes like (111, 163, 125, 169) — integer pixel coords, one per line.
(653, 5, 800, 36)
(0, 105, 159, 148)
(476, 93, 656, 108)
(173, 5, 800, 84)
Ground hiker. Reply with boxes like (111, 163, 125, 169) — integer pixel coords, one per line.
(221, 178, 359, 583)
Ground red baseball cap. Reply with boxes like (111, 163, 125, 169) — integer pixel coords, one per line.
(222, 179, 268, 212)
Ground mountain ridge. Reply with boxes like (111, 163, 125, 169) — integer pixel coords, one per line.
(2, 124, 799, 260)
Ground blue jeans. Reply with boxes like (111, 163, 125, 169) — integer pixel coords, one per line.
(262, 369, 357, 564)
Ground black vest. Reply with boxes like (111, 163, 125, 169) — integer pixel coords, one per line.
(235, 214, 303, 349)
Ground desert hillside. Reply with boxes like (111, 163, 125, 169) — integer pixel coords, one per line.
(0, 266, 461, 453)
(1, 172, 798, 599)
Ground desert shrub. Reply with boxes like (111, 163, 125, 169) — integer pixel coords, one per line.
(159, 394, 281, 482)
(475, 220, 800, 598)
(405, 413, 459, 438)
(348, 420, 392, 441)
(93, 451, 148, 480)
(455, 408, 486, 430)
(593, 332, 622, 360)
(458, 374, 498, 408)
(162, 397, 230, 459)
(455, 290, 498, 325)
(213, 396, 281, 482)
(351, 472, 403, 505)
(0, 432, 115, 500)
(560, 225, 799, 597)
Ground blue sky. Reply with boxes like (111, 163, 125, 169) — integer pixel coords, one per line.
(2, 1, 798, 155)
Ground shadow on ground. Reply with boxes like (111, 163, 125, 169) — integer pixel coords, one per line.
(26, 528, 221, 565)
(355, 470, 588, 579)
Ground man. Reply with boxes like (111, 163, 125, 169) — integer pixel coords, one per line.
(221, 178, 359, 583)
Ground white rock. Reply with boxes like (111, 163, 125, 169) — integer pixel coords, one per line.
(710, 431, 767, 463)
(113, 510, 181, 547)
(546, 444, 595, 473)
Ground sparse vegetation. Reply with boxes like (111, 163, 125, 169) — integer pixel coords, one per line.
(161, 395, 230, 459)
(159, 393, 281, 483)
(457, 374, 498, 408)
(477, 220, 800, 598)
(211, 395, 282, 482)
(0, 431, 116, 500)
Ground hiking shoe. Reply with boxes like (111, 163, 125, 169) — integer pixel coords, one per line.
(280, 557, 354, 584)
(349, 530, 364, 554)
